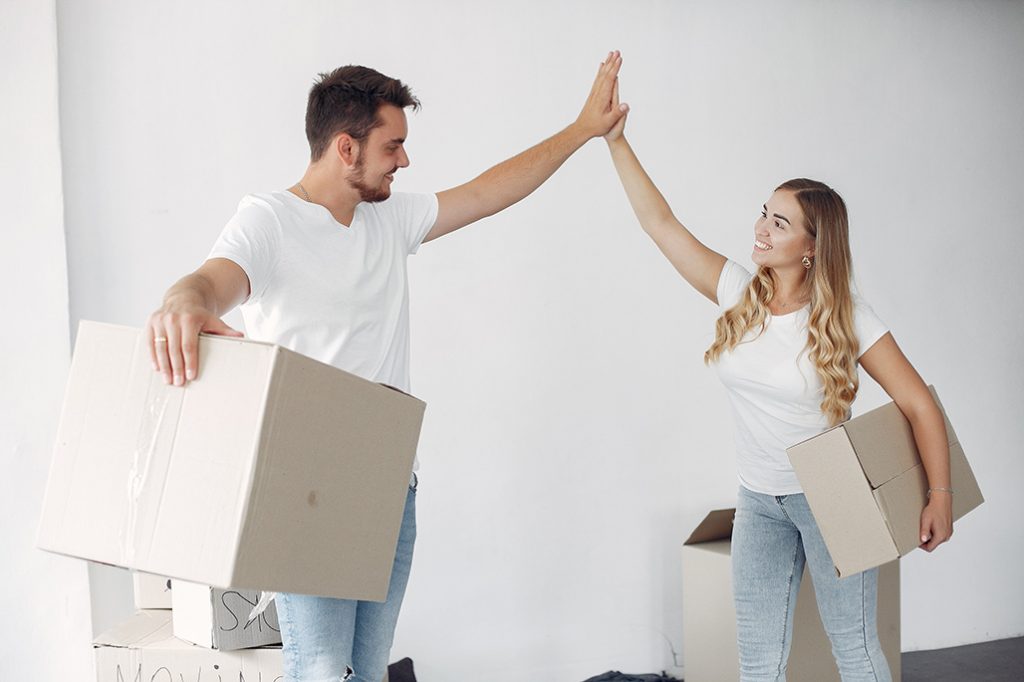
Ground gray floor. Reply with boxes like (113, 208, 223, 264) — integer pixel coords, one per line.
(902, 636, 1024, 682)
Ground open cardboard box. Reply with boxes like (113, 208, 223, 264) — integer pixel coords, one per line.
(682, 509, 900, 681)
(787, 386, 983, 577)
(39, 321, 425, 600)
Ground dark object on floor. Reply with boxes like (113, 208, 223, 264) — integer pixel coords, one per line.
(582, 673, 681, 682)
(902, 636, 1024, 682)
(388, 657, 417, 682)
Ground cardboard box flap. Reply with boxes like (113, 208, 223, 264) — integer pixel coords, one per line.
(874, 465, 929, 555)
(841, 403, 918, 489)
(873, 439, 983, 556)
(844, 385, 960, 490)
(684, 508, 735, 545)
(94, 610, 174, 649)
(787, 427, 899, 576)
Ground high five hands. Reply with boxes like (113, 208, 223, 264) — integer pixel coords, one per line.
(575, 50, 630, 140)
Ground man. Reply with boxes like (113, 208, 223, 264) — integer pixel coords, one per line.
(147, 52, 626, 682)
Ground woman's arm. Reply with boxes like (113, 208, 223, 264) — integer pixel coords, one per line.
(859, 332, 953, 551)
(603, 87, 725, 302)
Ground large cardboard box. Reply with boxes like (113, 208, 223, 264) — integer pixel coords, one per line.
(172, 579, 281, 650)
(682, 509, 900, 682)
(94, 610, 282, 682)
(39, 321, 426, 600)
(132, 571, 172, 609)
(95, 611, 391, 682)
(787, 387, 983, 577)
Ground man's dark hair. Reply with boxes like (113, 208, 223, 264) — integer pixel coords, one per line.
(305, 65, 419, 162)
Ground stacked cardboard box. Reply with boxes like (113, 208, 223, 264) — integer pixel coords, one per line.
(40, 322, 423, 681)
(96, 573, 284, 679)
(94, 610, 282, 682)
(172, 580, 281, 650)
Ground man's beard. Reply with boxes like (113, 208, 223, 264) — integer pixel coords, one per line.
(348, 155, 393, 203)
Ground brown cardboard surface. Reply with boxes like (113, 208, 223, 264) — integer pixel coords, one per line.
(684, 509, 734, 545)
(682, 539, 736, 681)
(787, 428, 899, 576)
(875, 439, 984, 557)
(38, 321, 425, 601)
(788, 386, 984, 577)
(875, 464, 930, 555)
(682, 513, 900, 681)
(845, 386, 960, 489)
(234, 349, 424, 597)
(843, 402, 919, 488)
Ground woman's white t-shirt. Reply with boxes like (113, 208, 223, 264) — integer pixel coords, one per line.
(713, 260, 889, 495)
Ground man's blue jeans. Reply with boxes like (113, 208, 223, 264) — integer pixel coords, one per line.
(732, 486, 891, 682)
(277, 481, 417, 682)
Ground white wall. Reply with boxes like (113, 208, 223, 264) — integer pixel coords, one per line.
(0, 1, 93, 680)
(49, 0, 1023, 679)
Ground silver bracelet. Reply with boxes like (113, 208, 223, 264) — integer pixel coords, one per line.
(927, 487, 954, 498)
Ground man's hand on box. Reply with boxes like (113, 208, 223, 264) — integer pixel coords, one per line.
(148, 260, 250, 386)
(148, 305, 243, 386)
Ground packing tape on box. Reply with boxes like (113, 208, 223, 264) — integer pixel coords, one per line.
(120, 346, 185, 564)
(249, 590, 278, 622)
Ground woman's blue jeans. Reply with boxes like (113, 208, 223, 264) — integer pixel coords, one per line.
(732, 486, 891, 682)
(277, 481, 417, 682)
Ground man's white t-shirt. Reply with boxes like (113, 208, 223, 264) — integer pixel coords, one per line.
(713, 260, 889, 495)
(207, 190, 438, 394)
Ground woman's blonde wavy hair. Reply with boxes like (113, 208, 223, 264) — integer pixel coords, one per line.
(705, 179, 859, 426)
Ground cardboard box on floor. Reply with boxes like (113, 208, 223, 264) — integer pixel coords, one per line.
(132, 571, 172, 609)
(172, 579, 281, 650)
(95, 610, 390, 682)
(682, 509, 900, 682)
(94, 610, 282, 682)
(38, 321, 425, 601)
(788, 386, 983, 577)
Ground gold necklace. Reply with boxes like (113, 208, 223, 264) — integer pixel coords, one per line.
(297, 182, 311, 202)
(773, 297, 807, 312)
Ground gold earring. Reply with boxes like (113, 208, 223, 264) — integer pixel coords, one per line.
(802, 256, 812, 269)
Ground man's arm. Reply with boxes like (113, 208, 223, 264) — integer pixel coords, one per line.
(425, 51, 627, 243)
(147, 257, 248, 385)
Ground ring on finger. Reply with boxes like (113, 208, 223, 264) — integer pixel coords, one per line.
(154, 337, 168, 343)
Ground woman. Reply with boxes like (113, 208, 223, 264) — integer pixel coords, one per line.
(602, 84, 953, 681)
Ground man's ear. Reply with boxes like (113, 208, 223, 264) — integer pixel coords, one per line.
(335, 133, 359, 168)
